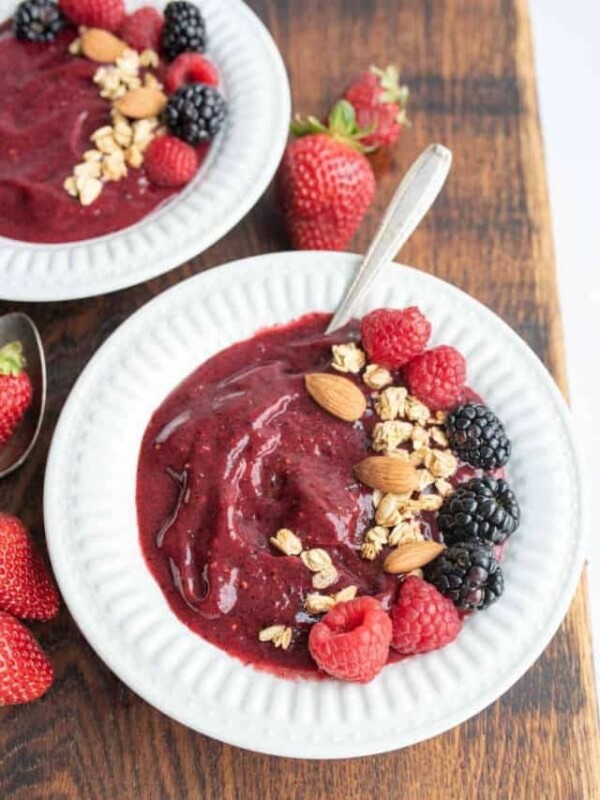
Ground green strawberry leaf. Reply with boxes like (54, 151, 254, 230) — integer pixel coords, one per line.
(290, 114, 328, 137)
(370, 64, 411, 118)
(0, 341, 26, 377)
(328, 99, 357, 136)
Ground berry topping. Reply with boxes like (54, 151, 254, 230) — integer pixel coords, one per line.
(0, 341, 33, 447)
(276, 100, 375, 251)
(0, 513, 60, 621)
(0, 612, 53, 705)
(424, 539, 504, 611)
(162, 0, 206, 61)
(438, 477, 520, 546)
(308, 596, 392, 682)
(12, 0, 64, 42)
(390, 575, 462, 655)
(163, 83, 226, 145)
(58, 0, 124, 31)
(145, 134, 199, 187)
(446, 402, 511, 469)
(360, 307, 431, 368)
(119, 6, 163, 52)
(405, 345, 466, 410)
(343, 65, 410, 151)
(164, 52, 218, 93)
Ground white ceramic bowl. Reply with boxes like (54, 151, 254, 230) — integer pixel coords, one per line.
(0, 0, 290, 301)
(44, 252, 584, 758)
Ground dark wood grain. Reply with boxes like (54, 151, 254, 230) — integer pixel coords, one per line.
(1, 0, 599, 797)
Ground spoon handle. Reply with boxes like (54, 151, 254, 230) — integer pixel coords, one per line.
(326, 143, 453, 333)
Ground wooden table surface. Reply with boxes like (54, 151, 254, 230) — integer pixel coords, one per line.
(1, 0, 599, 797)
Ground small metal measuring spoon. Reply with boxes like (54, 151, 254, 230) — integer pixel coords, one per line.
(0, 313, 46, 479)
(327, 143, 453, 333)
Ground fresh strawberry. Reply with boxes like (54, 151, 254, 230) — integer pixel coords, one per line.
(164, 52, 218, 94)
(390, 576, 462, 655)
(343, 65, 409, 151)
(360, 307, 431, 368)
(59, 0, 125, 31)
(119, 6, 163, 52)
(276, 100, 376, 251)
(145, 134, 199, 187)
(0, 513, 59, 621)
(0, 341, 33, 447)
(406, 345, 466, 410)
(308, 596, 392, 682)
(0, 612, 53, 705)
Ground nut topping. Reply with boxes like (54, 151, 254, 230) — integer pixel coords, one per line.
(331, 342, 366, 374)
(115, 86, 168, 119)
(383, 540, 446, 574)
(300, 548, 333, 573)
(389, 519, 423, 546)
(363, 364, 393, 390)
(81, 28, 128, 62)
(258, 625, 293, 649)
(375, 386, 407, 421)
(304, 373, 367, 422)
(304, 593, 336, 614)
(372, 420, 413, 452)
(354, 455, 418, 494)
(312, 566, 339, 590)
(270, 528, 303, 556)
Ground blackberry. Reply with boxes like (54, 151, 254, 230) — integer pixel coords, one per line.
(446, 402, 511, 469)
(424, 540, 504, 610)
(162, 1, 206, 61)
(163, 84, 226, 145)
(13, 0, 64, 42)
(438, 477, 520, 546)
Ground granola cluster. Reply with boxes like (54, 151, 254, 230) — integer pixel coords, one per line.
(64, 36, 163, 205)
(330, 342, 458, 563)
(258, 528, 359, 649)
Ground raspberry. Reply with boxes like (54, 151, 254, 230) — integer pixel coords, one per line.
(308, 596, 392, 683)
(390, 576, 462, 655)
(360, 307, 431, 368)
(119, 7, 163, 52)
(58, 0, 124, 31)
(145, 135, 199, 187)
(164, 52, 219, 94)
(405, 345, 466, 410)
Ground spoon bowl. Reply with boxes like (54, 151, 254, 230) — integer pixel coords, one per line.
(0, 313, 46, 479)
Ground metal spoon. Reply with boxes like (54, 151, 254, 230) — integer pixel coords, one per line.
(327, 143, 453, 333)
(0, 313, 46, 479)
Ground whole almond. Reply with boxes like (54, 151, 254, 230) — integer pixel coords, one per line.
(115, 87, 168, 120)
(383, 540, 446, 574)
(81, 28, 128, 62)
(304, 373, 366, 422)
(354, 455, 418, 494)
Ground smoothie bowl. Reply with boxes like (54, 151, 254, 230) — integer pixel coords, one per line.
(0, 0, 290, 300)
(45, 252, 583, 757)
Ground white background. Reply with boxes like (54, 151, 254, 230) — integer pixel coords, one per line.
(530, 0, 600, 686)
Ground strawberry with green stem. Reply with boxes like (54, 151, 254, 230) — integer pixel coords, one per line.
(343, 65, 410, 151)
(276, 100, 376, 251)
(0, 342, 33, 447)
